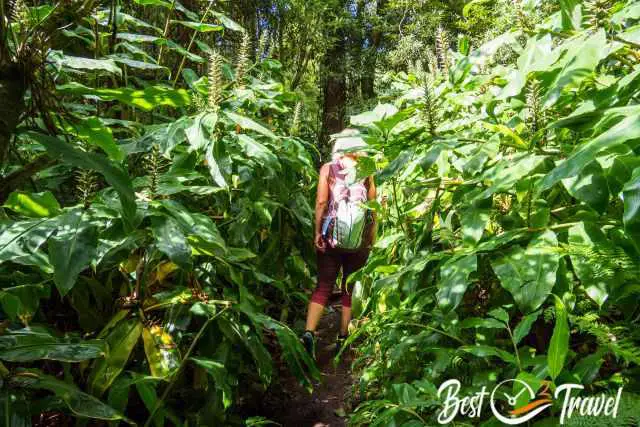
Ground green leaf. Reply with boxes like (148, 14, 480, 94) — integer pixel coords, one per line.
(538, 114, 640, 192)
(211, 12, 244, 31)
(26, 132, 137, 227)
(151, 216, 192, 269)
(205, 140, 228, 188)
(436, 254, 477, 311)
(622, 167, 640, 246)
(3, 191, 61, 217)
(224, 111, 277, 139)
(190, 301, 217, 317)
(548, 295, 569, 380)
(237, 308, 319, 391)
(67, 117, 124, 162)
(350, 103, 399, 127)
(378, 150, 412, 183)
(492, 230, 560, 313)
(190, 357, 233, 409)
(544, 30, 608, 106)
(459, 345, 516, 364)
(0, 284, 49, 323)
(488, 307, 509, 324)
(158, 199, 227, 256)
(226, 247, 256, 262)
(12, 369, 133, 423)
(458, 35, 470, 56)
(474, 154, 545, 201)
(142, 326, 180, 379)
(111, 57, 168, 72)
(57, 82, 191, 111)
(499, 34, 558, 98)
(572, 350, 604, 384)
(135, 380, 167, 427)
(459, 317, 506, 329)
(89, 317, 143, 396)
(513, 310, 541, 345)
(186, 111, 217, 151)
(236, 134, 279, 169)
(561, 161, 609, 213)
(52, 52, 122, 76)
(117, 32, 163, 43)
(568, 222, 611, 306)
(216, 314, 272, 384)
(108, 374, 162, 427)
(133, 0, 172, 7)
(0, 218, 56, 268)
(171, 20, 223, 32)
(49, 210, 98, 297)
(0, 327, 104, 362)
(481, 122, 528, 149)
(460, 207, 489, 247)
(559, 0, 581, 30)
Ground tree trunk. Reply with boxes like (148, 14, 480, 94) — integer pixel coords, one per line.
(319, 31, 347, 154)
(0, 64, 27, 165)
(361, 0, 386, 100)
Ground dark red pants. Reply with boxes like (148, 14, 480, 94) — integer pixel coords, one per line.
(310, 248, 369, 308)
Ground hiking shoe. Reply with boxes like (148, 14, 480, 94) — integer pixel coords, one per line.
(301, 330, 316, 359)
(335, 334, 348, 358)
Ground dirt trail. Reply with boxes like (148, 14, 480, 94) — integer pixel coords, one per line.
(257, 302, 354, 427)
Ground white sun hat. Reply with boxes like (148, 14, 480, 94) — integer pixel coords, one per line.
(330, 128, 368, 158)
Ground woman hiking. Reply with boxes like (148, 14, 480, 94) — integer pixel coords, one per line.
(301, 129, 376, 358)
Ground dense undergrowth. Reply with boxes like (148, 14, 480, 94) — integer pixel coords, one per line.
(346, 0, 640, 425)
(2, 0, 640, 425)
(0, 1, 319, 425)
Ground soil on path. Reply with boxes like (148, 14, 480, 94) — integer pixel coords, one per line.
(256, 302, 354, 427)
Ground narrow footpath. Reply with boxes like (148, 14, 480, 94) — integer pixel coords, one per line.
(258, 301, 354, 427)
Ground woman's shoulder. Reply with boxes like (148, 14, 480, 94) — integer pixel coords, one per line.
(319, 162, 333, 176)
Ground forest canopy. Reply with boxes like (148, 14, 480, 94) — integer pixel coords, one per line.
(1, 0, 640, 425)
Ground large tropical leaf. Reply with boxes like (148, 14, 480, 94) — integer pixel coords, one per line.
(171, 20, 223, 32)
(0, 218, 57, 268)
(151, 216, 192, 269)
(26, 132, 137, 227)
(49, 209, 98, 297)
(548, 296, 569, 380)
(89, 316, 143, 396)
(57, 82, 191, 111)
(623, 167, 640, 247)
(0, 283, 49, 324)
(492, 230, 560, 313)
(3, 191, 61, 218)
(0, 327, 104, 362)
(12, 369, 133, 423)
(561, 161, 609, 213)
(51, 52, 122, 76)
(66, 117, 125, 162)
(544, 29, 608, 106)
(224, 111, 277, 139)
(190, 357, 233, 409)
(538, 114, 640, 192)
(568, 222, 613, 306)
(436, 254, 477, 311)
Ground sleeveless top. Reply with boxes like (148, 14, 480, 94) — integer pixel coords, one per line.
(326, 158, 368, 218)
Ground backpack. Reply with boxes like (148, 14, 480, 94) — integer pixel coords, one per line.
(321, 159, 370, 251)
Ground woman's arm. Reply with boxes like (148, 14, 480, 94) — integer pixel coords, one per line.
(367, 176, 377, 246)
(314, 164, 331, 249)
